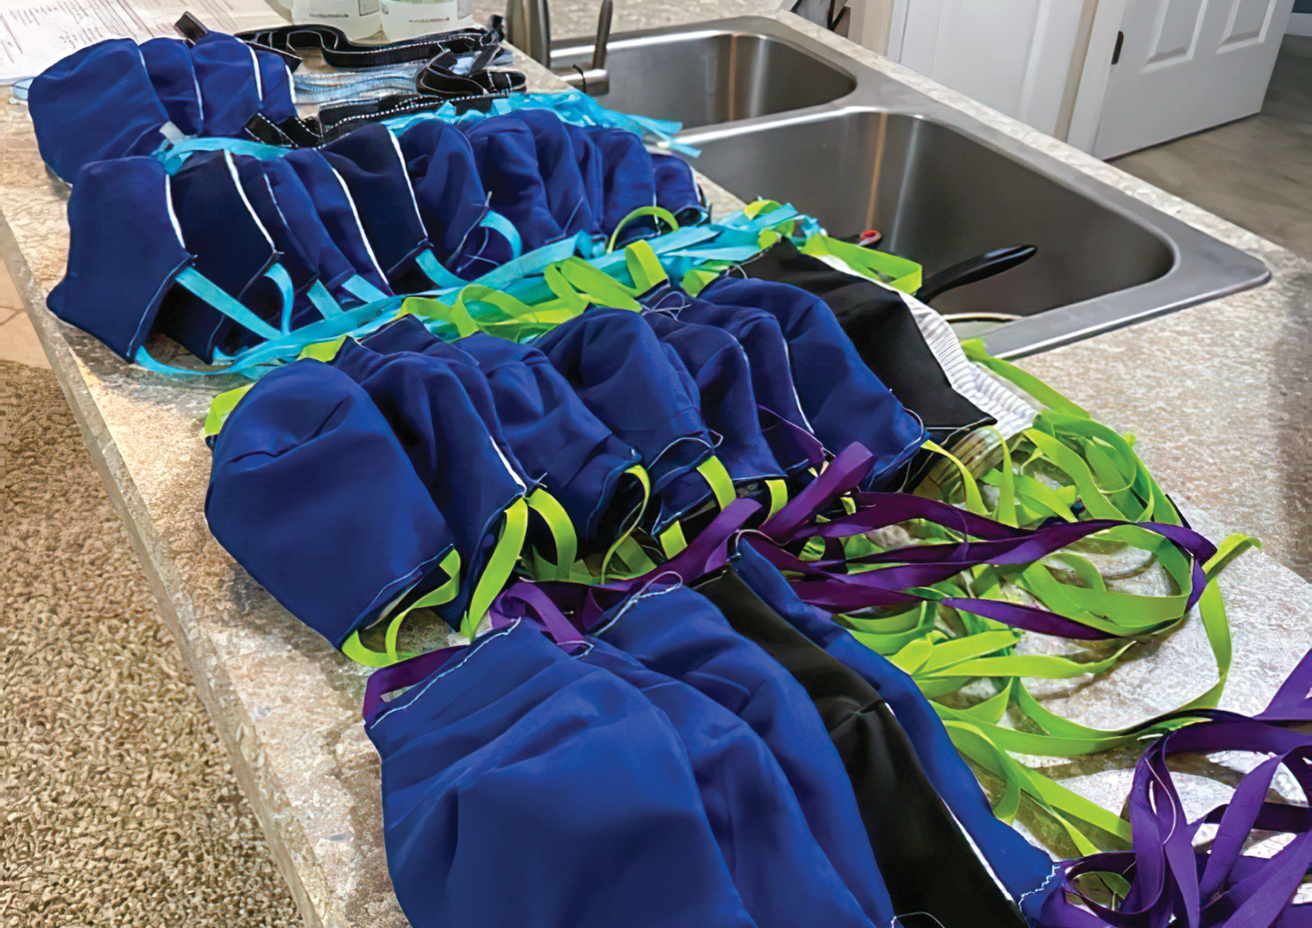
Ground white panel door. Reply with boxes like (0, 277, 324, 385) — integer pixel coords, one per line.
(1093, 0, 1295, 157)
(898, 0, 1088, 136)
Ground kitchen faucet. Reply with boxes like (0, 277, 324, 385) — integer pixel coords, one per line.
(504, 0, 613, 95)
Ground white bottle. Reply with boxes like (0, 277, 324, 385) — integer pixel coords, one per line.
(291, 0, 382, 41)
(380, 0, 475, 41)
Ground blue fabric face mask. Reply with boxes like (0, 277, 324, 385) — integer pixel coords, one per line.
(48, 155, 289, 365)
(698, 277, 926, 487)
(575, 636, 881, 928)
(189, 32, 264, 138)
(457, 331, 642, 542)
(532, 308, 717, 528)
(729, 539, 1061, 920)
(591, 583, 896, 926)
(319, 125, 441, 293)
(140, 38, 203, 137)
(642, 310, 784, 485)
(498, 109, 599, 241)
(355, 317, 533, 488)
(396, 120, 497, 269)
(254, 157, 389, 305)
(29, 39, 172, 183)
(328, 339, 527, 621)
(159, 149, 286, 360)
(464, 115, 564, 253)
(282, 148, 394, 298)
(651, 152, 707, 225)
(206, 360, 459, 649)
(362, 620, 759, 928)
(585, 126, 657, 242)
(674, 296, 826, 476)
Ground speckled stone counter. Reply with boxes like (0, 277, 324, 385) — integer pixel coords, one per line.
(1, 13, 1307, 927)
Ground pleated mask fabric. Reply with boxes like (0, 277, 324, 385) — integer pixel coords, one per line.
(591, 583, 896, 926)
(642, 310, 785, 484)
(587, 126, 658, 243)
(205, 360, 459, 649)
(652, 152, 707, 224)
(695, 566, 1030, 928)
(573, 636, 880, 928)
(698, 276, 926, 488)
(363, 620, 759, 928)
(29, 39, 172, 183)
(739, 240, 994, 446)
(730, 539, 1064, 921)
(329, 338, 526, 618)
(320, 125, 437, 293)
(532, 308, 717, 527)
(674, 295, 827, 476)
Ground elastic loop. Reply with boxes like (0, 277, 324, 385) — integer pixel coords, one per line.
(624, 240, 669, 292)
(307, 280, 344, 319)
(606, 205, 679, 253)
(461, 498, 530, 639)
(527, 489, 578, 582)
(698, 456, 737, 510)
(203, 383, 255, 438)
(601, 466, 652, 582)
(176, 267, 282, 341)
(263, 263, 297, 333)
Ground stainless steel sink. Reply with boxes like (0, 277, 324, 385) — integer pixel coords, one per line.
(551, 30, 857, 130)
(559, 17, 1270, 357)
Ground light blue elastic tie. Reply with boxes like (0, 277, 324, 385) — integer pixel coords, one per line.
(415, 249, 467, 289)
(308, 280, 344, 319)
(343, 275, 389, 304)
(477, 210, 523, 259)
(264, 263, 296, 333)
(175, 267, 281, 341)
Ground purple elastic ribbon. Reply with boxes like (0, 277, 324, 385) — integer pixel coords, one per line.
(362, 642, 464, 723)
(1040, 650, 1312, 928)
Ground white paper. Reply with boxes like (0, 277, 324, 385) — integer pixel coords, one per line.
(0, 0, 288, 84)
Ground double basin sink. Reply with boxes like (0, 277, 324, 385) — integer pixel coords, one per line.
(553, 17, 1269, 357)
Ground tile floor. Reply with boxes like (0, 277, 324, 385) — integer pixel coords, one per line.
(0, 34, 1307, 370)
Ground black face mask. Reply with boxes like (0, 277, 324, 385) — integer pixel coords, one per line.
(738, 240, 994, 450)
(695, 566, 1028, 928)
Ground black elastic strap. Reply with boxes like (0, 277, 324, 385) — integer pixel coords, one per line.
(234, 19, 506, 70)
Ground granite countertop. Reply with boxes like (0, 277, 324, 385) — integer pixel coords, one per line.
(1, 11, 1308, 928)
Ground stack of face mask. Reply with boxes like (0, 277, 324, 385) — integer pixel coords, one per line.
(45, 109, 706, 372)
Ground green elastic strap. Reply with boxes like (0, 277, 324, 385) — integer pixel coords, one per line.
(920, 439, 987, 517)
(659, 522, 688, 558)
(601, 466, 654, 582)
(960, 339, 1090, 416)
(611, 536, 660, 578)
(658, 458, 736, 559)
(800, 235, 922, 293)
(606, 206, 680, 254)
(340, 549, 461, 668)
(298, 335, 349, 363)
(203, 382, 255, 438)
(765, 478, 788, 520)
(682, 266, 724, 296)
(699, 457, 737, 510)
(460, 497, 530, 640)
(555, 257, 642, 310)
(625, 240, 670, 293)
(526, 488, 578, 582)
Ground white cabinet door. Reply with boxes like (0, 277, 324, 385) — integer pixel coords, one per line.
(1093, 0, 1295, 157)
(897, 0, 1091, 137)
